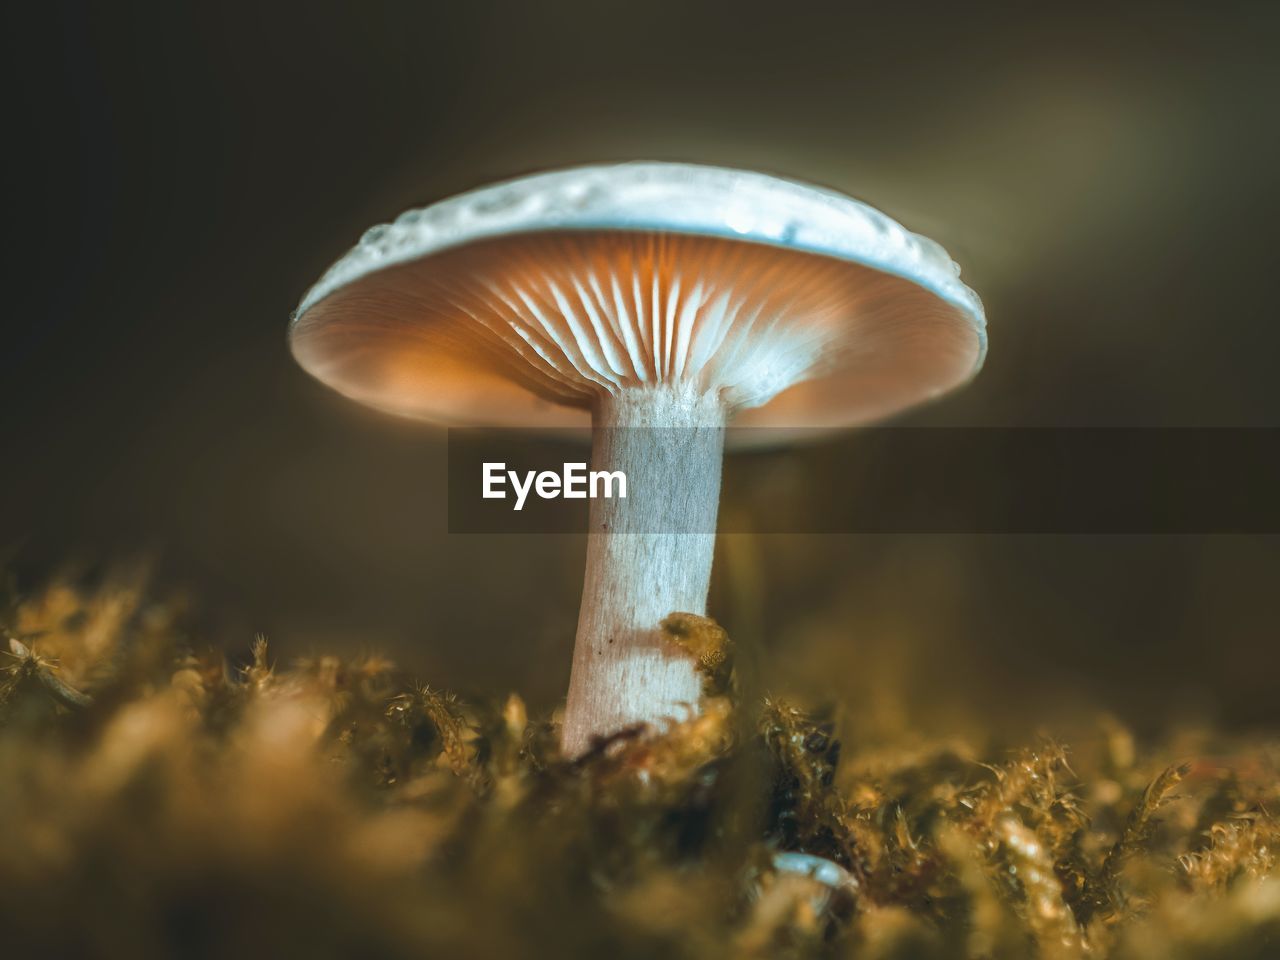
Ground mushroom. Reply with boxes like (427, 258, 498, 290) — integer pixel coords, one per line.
(290, 162, 985, 756)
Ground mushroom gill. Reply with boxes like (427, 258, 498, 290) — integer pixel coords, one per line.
(292, 230, 970, 427)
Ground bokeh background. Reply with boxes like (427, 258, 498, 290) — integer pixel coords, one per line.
(5, 2, 1278, 738)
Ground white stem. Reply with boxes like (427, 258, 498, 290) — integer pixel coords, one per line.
(561, 387, 727, 756)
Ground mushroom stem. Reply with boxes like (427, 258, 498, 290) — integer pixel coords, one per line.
(561, 386, 727, 756)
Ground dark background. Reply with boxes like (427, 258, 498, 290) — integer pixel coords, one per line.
(4, 2, 1278, 737)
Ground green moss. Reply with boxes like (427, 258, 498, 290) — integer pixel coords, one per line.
(0, 574, 1277, 959)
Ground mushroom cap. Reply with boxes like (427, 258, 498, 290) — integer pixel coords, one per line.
(291, 162, 985, 439)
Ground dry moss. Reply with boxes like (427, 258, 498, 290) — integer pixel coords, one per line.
(0, 573, 1278, 959)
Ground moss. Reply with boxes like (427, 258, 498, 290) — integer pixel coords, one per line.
(0, 573, 1277, 959)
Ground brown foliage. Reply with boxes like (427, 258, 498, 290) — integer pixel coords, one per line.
(0, 573, 1277, 958)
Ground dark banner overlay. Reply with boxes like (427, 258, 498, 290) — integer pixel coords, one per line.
(447, 428, 1280, 534)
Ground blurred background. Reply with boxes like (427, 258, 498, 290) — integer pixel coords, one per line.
(3, 1, 1277, 739)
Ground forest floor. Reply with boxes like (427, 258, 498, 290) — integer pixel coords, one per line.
(1, 571, 1277, 959)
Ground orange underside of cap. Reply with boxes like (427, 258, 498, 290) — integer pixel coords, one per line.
(290, 230, 982, 438)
